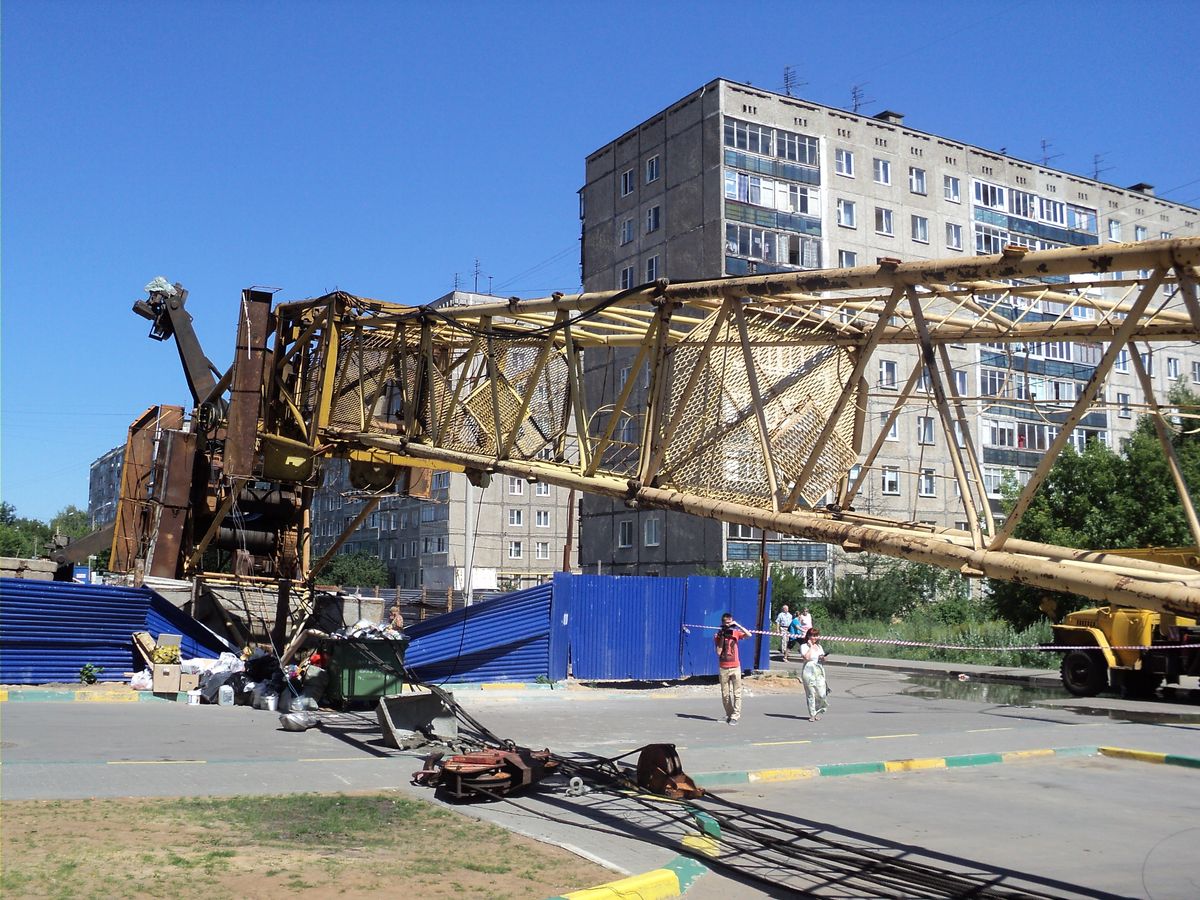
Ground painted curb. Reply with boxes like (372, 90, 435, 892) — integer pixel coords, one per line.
(551, 855, 708, 900)
(1098, 746, 1200, 769)
(694, 745, 1099, 787)
(0, 680, 560, 702)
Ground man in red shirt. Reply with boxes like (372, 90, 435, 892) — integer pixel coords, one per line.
(714, 612, 749, 724)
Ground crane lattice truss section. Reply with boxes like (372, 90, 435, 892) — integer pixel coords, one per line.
(266, 238, 1200, 615)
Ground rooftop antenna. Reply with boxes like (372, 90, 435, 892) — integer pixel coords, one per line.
(782, 65, 806, 97)
(453, 272, 461, 291)
(850, 83, 872, 114)
(487, 275, 494, 295)
(473, 258, 482, 293)
(1040, 140, 1063, 167)
(1092, 152, 1115, 182)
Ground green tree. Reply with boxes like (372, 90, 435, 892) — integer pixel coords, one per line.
(0, 504, 52, 559)
(320, 550, 391, 588)
(50, 505, 92, 539)
(990, 389, 1200, 628)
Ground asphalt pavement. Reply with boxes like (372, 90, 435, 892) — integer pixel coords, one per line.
(3, 656, 1199, 898)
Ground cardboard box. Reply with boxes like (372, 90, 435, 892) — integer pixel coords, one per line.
(179, 672, 200, 692)
(153, 664, 181, 693)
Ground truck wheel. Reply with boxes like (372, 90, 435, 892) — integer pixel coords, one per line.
(1061, 650, 1106, 697)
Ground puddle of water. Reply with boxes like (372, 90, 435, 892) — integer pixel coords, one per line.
(902, 673, 1066, 706)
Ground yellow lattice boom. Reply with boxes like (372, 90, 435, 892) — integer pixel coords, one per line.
(262, 237, 1200, 615)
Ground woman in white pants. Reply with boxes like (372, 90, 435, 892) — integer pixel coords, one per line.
(800, 628, 829, 721)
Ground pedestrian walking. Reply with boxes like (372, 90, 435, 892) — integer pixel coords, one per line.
(714, 612, 749, 724)
(800, 627, 829, 721)
(774, 604, 794, 660)
(797, 607, 813, 639)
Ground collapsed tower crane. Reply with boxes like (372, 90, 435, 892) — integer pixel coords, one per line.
(112, 238, 1200, 654)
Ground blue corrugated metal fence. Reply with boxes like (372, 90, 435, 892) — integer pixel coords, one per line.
(0, 578, 233, 684)
(403, 583, 567, 684)
(400, 574, 769, 684)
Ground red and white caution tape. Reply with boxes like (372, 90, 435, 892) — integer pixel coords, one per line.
(681, 623, 1200, 653)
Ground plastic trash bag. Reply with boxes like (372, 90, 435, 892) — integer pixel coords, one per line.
(130, 668, 154, 691)
(280, 711, 318, 731)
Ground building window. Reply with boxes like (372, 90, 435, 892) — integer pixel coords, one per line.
(917, 416, 936, 445)
(835, 148, 854, 177)
(535, 482, 551, 496)
(646, 255, 659, 281)
(619, 265, 634, 290)
(911, 215, 929, 243)
(619, 217, 634, 245)
(1161, 231, 1172, 240)
(944, 175, 960, 202)
(432, 471, 450, 490)
(645, 205, 660, 233)
(535, 541, 550, 560)
(881, 466, 900, 495)
(1114, 349, 1129, 373)
(1192, 361, 1200, 384)
(836, 198, 857, 228)
(1118, 392, 1131, 418)
(1108, 219, 1121, 241)
(1009, 189, 1036, 219)
(508, 476, 524, 496)
(875, 207, 894, 235)
(881, 412, 899, 441)
(838, 249, 857, 267)
(508, 509, 523, 527)
(909, 167, 927, 194)
(729, 522, 754, 539)
(620, 168, 635, 197)
(618, 365, 630, 389)
(1135, 225, 1148, 241)
(1168, 357, 1181, 380)
(618, 520, 634, 549)
(535, 509, 550, 527)
(919, 468, 936, 497)
(873, 158, 891, 185)
(644, 517, 660, 547)
(1040, 198, 1066, 225)
(946, 222, 963, 250)
(974, 181, 1006, 210)
(508, 540, 523, 559)
(1141, 352, 1155, 376)
(982, 418, 1016, 448)
(879, 359, 898, 388)
(646, 155, 660, 183)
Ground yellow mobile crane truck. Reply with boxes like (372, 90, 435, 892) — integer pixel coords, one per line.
(1051, 548, 1200, 698)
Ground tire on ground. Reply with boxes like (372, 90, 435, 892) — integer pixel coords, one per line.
(1060, 649, 1107, 697)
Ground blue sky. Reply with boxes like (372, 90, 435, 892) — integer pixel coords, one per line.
(3, 0, 1199, 522)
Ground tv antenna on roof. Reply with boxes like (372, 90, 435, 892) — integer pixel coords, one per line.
(1092, 153, 1115, 181)
(850, 83, 872, 114)
(783, 66, 806, 97)
(1040, 139, 1063, 167)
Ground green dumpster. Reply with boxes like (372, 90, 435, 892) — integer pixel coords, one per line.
(322, 637, 410, 708)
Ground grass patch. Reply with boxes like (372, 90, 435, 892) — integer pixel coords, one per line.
(161, 794, 425, 848)
(2, 793, 613, 899)
(823, 617, 1055, 668)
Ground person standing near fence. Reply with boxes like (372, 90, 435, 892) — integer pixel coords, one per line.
(800, 627, 829, 721)
(774, 605, 794, 661)
(797, 607, 813, 639)
(714, 612, 749, 724)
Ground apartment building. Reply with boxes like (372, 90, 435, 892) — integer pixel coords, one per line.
(309, 291, 577, 591)
(577, 78, 1200, 586)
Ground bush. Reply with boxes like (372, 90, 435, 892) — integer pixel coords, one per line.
(817, 617, 1054, 669)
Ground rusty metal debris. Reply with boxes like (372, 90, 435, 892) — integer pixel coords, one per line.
(635, 743, 704, 800)
(412, 747, 560, 799)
